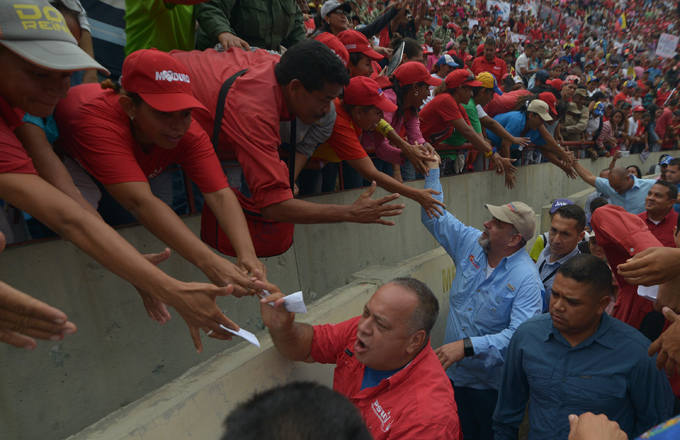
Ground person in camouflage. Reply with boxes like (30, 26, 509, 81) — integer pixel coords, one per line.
(367, 0, 385, 23)
(433, 15, 450, 42)
(416, 15, 433, 44)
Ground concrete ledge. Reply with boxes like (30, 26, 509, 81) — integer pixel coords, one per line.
(66, 248, 454, 440)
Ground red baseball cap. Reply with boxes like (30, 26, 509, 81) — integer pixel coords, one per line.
(538, 92, 558, 117)
(315, 32, 349, 68)
(445, 69, 482, 89)
(547, 78, 564, 90)
(337, 30, 383, 61)
(343, 76, 398, 112)
(634, 105, 645, 112)
(121, 49, 206, 112)
(394, 61, 442, 87)
(422, 44, 433, 55)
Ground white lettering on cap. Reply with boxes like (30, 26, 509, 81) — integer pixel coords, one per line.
(155, 70, 191, 84)
(346, 43, 357, 49)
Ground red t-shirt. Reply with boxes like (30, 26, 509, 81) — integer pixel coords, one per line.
(53, 84, 228, 193)
(171, 49, 294, 210)
(470, 56, 507, 82)
(325, 98, 369, 161)
(517, 21, 526, 35)
(419, 93, 471, 145)
(0, 94, 37, 175)
(638, 210, 679, 249)
(529, 28, 542, 42)
(483, 89, 533, 118)
(311, 316, 462, 440)
(656, 90, 671, 106)
(612, 91, 631, 107)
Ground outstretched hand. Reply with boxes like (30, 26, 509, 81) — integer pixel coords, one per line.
(350, 182, 404, 226)
(648, 307, 680, 378)
(135, 248, 173, 325)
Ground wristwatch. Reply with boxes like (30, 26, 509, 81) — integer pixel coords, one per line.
(463, 338, 474, 357)
(484, 147, 498, 157)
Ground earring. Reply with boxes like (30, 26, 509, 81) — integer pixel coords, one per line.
(414, 90, 419, 96)
(130, 116, 135, 121)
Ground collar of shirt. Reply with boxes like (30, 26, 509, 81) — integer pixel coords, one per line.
(537, 245, 581, 270)
(335, 98, 362, 138)
(0, 93, 25, 131)
(639, 210, 674, 227)
(543, 312, 616, 350)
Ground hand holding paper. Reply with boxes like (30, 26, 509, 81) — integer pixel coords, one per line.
(261, 290, 307, 314)
(219, 324, 260, 347)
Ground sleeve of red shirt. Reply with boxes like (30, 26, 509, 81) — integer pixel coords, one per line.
(327, 117, 370, 162)
(0, 125, 38, 175)
(440, 96, 469, 125)
(226, 111, 293, 209)
(310, 316, 360, 365)
(174, 121, 229, 194)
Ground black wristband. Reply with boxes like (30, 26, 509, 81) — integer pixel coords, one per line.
(463, 338, 474, 357)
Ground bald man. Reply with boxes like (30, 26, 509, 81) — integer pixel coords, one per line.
(573, 164, 658, 215)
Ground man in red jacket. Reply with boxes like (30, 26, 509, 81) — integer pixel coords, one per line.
(260, 277, 462, 440)
(471, 37, 507, 82)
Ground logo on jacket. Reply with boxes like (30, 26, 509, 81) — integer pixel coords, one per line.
(371, 399, 393, 433)
(469, 254, 480, 269)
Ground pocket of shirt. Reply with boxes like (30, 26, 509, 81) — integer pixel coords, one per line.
(475, 286, 514, 322)
(566, 375, 627, 410)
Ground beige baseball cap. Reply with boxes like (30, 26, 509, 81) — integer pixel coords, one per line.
(0, 0, 108, 74)
(485, 202, 536, 240)
(527, 100, 553, 121)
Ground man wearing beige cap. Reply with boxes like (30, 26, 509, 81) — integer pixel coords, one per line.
(421, 158, 543, 440)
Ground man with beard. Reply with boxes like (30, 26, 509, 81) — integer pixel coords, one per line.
(420, 158, 543, 440)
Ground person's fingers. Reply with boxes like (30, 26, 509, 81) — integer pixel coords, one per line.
(241, 40, 251, 51)
(663, 307, 678, 323)
(378, 208, 403, 217)
(0, 328, 37, 349)
(375, 219, 396, 226)
(0, 318, 70, 341)
(441, 358, 453, 370)
(144, 248, 171, 266)
(375, 195, 403, 208)
(665, 358, 677, 378)
(649, 336, 662, 357)
(189, 325, 203, 353)
(0, 284, 70, 325)
(0, 307, 75, 334)
(568, 413, 579, 434)
(656, 350, 669, 371)
(363, 181, 378, 198)
(425, 208, 433, 219)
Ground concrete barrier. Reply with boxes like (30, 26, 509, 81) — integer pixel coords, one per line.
(0, 152, 666, 439)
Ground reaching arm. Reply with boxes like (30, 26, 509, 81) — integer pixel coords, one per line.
(480, 115, 531, 149)
(78, 30, 99, 84)
(104, 181, 255, 296)
(452, 118, 515, 174)
(573, 161, 598, 186)
(537, 124, 574, 164)
(15, 122, 101, 219)
(357, 3, 401, 38)
(413, 0, 426, 29)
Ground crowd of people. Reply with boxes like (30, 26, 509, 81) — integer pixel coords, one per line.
(4, 0, 680, 439)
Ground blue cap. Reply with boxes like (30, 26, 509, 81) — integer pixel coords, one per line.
(593, 102, 605, 116)
(550, 198, 573, 214)
(536, 69, 550, 80)
(436, 54, 459, 67)
(661, 156, 674, 166)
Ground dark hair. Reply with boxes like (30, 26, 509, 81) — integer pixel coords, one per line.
(390, 37, 422, 61)
(221, 382, 372, 440)
(553, 204, 586, 232)
(557, 254, 612, 298)
(670, 98, 680, 107)
(458, 37, 469, 44)
(589, 196, 609, 215)
(626, 165, 642, 178)
(50, 0, 79, 20)
(525, 42, 535, 51)
(653, 180, 679, 200)
(100, 79, 143, 105)
(670, 158, 680, 169)
(390, 277, 439, 337)
(348, 51, 366, 69)
(484, 37, 496, 47)
(391, 78, 426, 119)
(275, 40, 350, 91)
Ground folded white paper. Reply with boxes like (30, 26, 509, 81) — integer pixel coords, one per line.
(220, 324, 260, 347)
(261, 290, 308, 314)
(637, 285, 659, 302)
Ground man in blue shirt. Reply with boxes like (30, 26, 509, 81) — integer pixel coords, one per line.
(421, 159, 544, 440)
(573, 164, 658, 215)
(665, 158, 680, 213)
(535, 204, 585, 312)
(493, 254, 674, 440)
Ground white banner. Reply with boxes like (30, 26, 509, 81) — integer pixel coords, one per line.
(487, 0, 511, 21)
(508, 31, 528, 43)
(468, 19, 479, 28)
(656, 33, 679, 58)
(517, 3, 537, 17)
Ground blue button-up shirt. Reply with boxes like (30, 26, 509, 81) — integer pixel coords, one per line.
(422, 169, 544, 390)
(493, 313, 674, 440)
(594, 176, 657, 215)
(535, 245, 580, 312)
(486, 111, 546, 151)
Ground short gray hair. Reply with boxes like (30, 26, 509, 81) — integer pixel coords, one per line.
(390, 277, 439, 337)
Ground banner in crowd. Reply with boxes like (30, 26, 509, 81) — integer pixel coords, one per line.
(468, 19, 479, 28)
(516, 3, 537, 17)
(487, 0, 512, 21)
(508, 31, 528, 43)
(656, 33, 680, 58)
(562, 16, 583, 33)
(538, 5, 562, 26)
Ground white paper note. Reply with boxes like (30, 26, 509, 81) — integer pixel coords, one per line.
(637, 285, 659, 302)
(261, 290, 308, 314)
(220, 324, 260, 347)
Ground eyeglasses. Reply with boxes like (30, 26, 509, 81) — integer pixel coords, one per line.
(331, 9, 349, 17)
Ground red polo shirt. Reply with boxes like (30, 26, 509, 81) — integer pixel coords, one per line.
(0, 94, 37, 175)
(471, 56, 507, 82)
(612, 91, 631, 107)
(54, 84, 228, 193)
(529, 28, 542, 42)
(591, 205, 659, 330)
(419, 93, 471, 145)
(311, 316, 462, 440)
(637, 210, 679, 248)
(312, 97, 368, 163)
(171, 48, 294, 211)
(483, 89, 533, 118)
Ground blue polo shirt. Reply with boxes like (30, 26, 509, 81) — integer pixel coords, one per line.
(486, 111, 546, 150)
(493, 313, 674, 440)
(594, 176, 657, 215)
(674, 182, 680, 213)
(421, 169, 544, 390)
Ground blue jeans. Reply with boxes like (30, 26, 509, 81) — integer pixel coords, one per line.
(400, 159, 424, 181)
(451, 381, 499, 440)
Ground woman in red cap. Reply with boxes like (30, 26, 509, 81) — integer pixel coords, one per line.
(420, 69, 514, 174)
(316, 76, 446, 218)
(54, 49, 263, 309)
(360, 62, 441, 182)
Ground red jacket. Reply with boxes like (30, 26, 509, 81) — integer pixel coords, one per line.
(471, 56, 507, 82)
(311, 316, 462, 440)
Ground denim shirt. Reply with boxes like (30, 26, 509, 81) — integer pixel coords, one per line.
(422, 169, 544, 390)
(535, 245, 581, 312)
(594, 176, 657, 215)
(493, 314, 674, 440)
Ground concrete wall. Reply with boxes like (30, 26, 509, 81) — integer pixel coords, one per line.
(0, 152, 664, 440)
